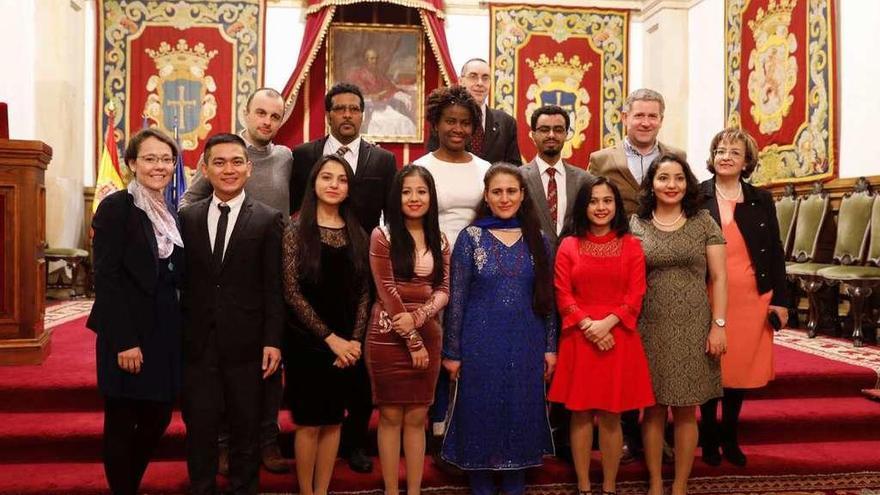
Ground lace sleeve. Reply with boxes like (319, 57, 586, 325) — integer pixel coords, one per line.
(352, 275, 370, 342)
(281, 223, 334, 339)
(442, 230, 475, 361)
(411, 233, 451, 328)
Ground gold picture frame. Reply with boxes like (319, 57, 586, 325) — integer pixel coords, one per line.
(327, 23, 425, 143)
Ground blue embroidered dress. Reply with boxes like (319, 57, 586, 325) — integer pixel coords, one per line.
(441, 225, 557, 470)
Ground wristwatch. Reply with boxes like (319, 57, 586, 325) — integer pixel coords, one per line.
(714, 318, 727, 328)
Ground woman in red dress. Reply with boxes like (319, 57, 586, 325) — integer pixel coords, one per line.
(549, 177, 655, 495)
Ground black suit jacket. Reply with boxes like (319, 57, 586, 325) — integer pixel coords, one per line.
(87, 190, 184, 397)
(426, 107, 522, 165)
(290, 137, 397, 233)
(179, 195, 285, 364)
(700, 179, 789, 306)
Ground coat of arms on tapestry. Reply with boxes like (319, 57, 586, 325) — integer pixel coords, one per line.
(725, 0, 837, 186)
(96, 0, 266, 171)
(490, 5, 628, 167)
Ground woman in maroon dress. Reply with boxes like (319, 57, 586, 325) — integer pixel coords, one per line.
(366, 164, 450, 495)
(549, 177, 655, 495)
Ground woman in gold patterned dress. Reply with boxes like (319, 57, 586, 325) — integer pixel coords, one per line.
(630, 154, 728, 495)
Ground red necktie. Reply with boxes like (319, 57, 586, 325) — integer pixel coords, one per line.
(547, 167, 558, 227)
(470, 124, 485, 156)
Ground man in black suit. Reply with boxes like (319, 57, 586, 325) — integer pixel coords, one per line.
(179, 133, 285, 494)
(426, 58, 522, 165)
(289, 82, 397, 473)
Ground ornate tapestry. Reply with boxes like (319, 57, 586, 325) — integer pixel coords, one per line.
(96, 0, 266, 169)
(490, 5, 628, 167)
(725, 0, 837, 186)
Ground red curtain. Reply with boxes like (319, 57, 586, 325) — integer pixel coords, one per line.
(276, 0, 456, 166)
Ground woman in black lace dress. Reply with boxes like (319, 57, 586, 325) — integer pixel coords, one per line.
(282, 155, 370, 495)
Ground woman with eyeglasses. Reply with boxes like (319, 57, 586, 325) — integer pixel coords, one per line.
(87, 128, 185, 495)
(698, 128, 788, 468)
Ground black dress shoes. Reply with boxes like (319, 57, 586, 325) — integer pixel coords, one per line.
(702, 444, 722, 466)
(347, 448, 374, 473)
(722, 442, 747, 467)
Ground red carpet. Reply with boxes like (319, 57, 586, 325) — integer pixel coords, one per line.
(1, 314, 880, 494)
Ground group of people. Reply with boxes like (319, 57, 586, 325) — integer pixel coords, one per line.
(88, 56, 789, 495)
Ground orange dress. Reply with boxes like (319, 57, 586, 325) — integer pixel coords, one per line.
(717, 198, 775, 388)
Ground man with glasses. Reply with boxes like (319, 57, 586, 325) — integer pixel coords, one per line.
(588, 88, 686, 216)
(180, 87, 293, 475)
(522, 105, 592, 248)
(427, 58, 522, 165)
(588, 88, 685, 465)
(289, 82, 397, 473)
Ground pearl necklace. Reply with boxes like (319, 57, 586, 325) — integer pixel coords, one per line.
(715, 183, 743, 201)
(651, 211, 684, 227)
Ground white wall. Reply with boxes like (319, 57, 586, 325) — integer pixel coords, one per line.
(0, 1, 36, 139)
(838, 0, 880, 179)
(686, 0, 724, 181)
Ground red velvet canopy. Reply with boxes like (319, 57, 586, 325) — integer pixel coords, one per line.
(276, 0, 457, 165)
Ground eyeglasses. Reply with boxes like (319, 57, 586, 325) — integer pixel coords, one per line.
(462, 73, 491, 84)
(330, 105, 363, 114)
(713, 148, 745, 158)
(535, 126, 568, 136)
(138, 155, 175, 165)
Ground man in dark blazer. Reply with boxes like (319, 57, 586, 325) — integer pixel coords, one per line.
(426, 58, 522, 165)
(521, 105, 593, 249)
(588, 88, 685, 216)
(289, 82, 396, 473)
(290, 82, 397, 235)
(179, 133, 284, 495)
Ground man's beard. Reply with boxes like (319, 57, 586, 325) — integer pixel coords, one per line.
(542, 146, 561, 158)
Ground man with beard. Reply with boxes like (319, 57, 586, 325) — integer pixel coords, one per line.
(522, 105, 592, 248)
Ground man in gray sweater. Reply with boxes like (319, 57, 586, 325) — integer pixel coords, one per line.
(180, 87, 293, 475)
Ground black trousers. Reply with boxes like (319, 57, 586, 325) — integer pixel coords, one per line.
(220, 369, 283, 449)
(103, 395, 173, 495)
(183, 343, 263, 495)
(340, 360, 373, 454)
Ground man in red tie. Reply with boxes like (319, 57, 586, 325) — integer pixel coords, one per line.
(521, 105, 592, 249)
(426, 58, 522, 165)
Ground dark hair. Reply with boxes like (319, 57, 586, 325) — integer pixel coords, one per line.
(425, 85, 482, 129)
(124, 128, 179, 169)
(636, 153, 703, 220)
(567, 177, 629, 238)
(324, 83, 365, 112)
(475, 163, 554, 316)
(386, 165, 445, 287)
(530, 105, 570, 131)
(459, 58, 488, 75)
(245, 87, 284, 112)
(296, 155, 369, 284)
(203, 133, 247, 161)
(706, 127, 760, 178)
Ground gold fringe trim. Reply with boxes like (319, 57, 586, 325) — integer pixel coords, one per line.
(305, 0, 444, 19)
(282, 5, 337, 123)
(420, 9, 454, 86)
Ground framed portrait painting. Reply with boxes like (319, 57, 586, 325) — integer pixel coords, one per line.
(327, 23, 425, 143)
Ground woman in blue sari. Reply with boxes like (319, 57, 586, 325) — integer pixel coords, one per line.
(441, 163, 557, 495)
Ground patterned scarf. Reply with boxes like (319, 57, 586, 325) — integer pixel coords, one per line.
(127, 180, 184, 259)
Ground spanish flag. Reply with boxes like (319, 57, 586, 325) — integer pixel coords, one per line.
(93, 111, 124, 212)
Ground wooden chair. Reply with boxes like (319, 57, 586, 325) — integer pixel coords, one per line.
(45, 247, 90, 298)
(818, 189, 880, 347)
(776, 184, 799, 258)
(785, 182, 836, 336)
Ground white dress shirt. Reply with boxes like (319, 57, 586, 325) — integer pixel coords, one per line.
(323, 135, 362, 174)
(536, 156, 567, 235)
(208, 191, 246, 261)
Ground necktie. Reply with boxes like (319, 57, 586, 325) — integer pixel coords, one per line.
(547, 167, 558, 228)
(470, 124, 485, 156)
(336, 145, 350, 158)
(213, 203, 231, 270)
